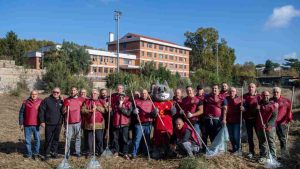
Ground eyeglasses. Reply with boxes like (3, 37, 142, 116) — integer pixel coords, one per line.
(53, 91, 60, 94)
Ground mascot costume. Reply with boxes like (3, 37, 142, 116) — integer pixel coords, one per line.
(151, 81, 177, 159)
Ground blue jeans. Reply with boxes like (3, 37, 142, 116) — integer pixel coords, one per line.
(131, 123, 152, 157)
(24, 126, 40, 156)
(227, 123, 240, 152)
(192, 122, 201, 146)
(66, 122, 81, 158)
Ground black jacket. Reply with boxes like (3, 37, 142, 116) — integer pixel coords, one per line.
(38, 95, 64, 125)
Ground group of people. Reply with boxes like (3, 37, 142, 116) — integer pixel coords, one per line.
(18, 82, 293, 164)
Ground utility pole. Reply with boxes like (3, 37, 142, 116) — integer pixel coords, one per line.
(216, 42, 219, 81)
(114, 10, 122, 73)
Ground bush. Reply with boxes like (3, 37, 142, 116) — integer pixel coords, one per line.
(10, 79, 28, 97)
(179, 157, 208, 169)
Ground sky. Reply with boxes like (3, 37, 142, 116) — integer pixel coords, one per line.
(0, 0, 300, 64)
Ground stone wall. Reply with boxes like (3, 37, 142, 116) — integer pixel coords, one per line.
(0, 60, 45, 93)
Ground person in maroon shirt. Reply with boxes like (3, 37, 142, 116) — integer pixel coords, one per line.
(181, 86, 203, 145)
(172, 118, 200, 157)
(271, 87, 292, 154)
(242, 83, 261, 159)
(131, 89, 155, 159)
(63, 87, 84, 158)
(226, 87, 242, 153)
(19, 90, 42, 159)
(202, 84, 228, 147)
(220, 82, 229, 99)
(173, 88, 184, 119)
(81, 89, 107, 157)
(257, 91, 278, 162)
(195, 85, 206, 102)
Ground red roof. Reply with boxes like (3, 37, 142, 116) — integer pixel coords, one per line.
(123, 33, 180, 46)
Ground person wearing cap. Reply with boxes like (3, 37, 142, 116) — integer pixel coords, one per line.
(271, 87, 292, 155)
(256, 91, 278, 163)
(195, 85, 206, 102)
(19, 90, 42, 159)
(63, 87, 83, 158)
(111, 91, 132, 159)
(81, 89, 107, 157)
(38, 87, 64, 160)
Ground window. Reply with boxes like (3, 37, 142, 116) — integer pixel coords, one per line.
(165, 46, 168, 51)
(141, 42, 144, 47)
(175, 56, 177, 61)
(93, 67, 97, 73)
(147, 43, 153, 48)
(170, 47, 174, 52)
(110, 68, 114, 73)
(154, 44, 157, 49)
(164, 55, 168, 59)
(169, 55, 174, 60)
(104, 68, 108, 73)
(179, 49, 183, 54)
(154, 53, 157, 58)
(184, 58, 186, 62)
(169, 64, 174, 69)
(179, 57, 183, 62)
(184, 65, 187, 69)
(147, 52, 152, 57)
(179, 65, 183, 69)
(100, 56, 103, 62)
(184, 50, 186, 54)
(159, 62, 163, 67)
(175, 48, 178, 53)
(99, 67, 103, 73)
(122, 43, 126, 49)
(110, 58, 114, 63)
(159, 54, 163, 59)
(159, 45, 164, 50)
(142, 51, 144, 56)
(92, 56, 96, 62)
(175, 64, 177, 68)
(124, 59, 132, 65)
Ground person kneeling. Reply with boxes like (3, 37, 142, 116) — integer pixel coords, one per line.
(172, 118, 200, 158)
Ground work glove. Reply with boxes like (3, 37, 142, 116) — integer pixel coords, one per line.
(133, 108, 140, 115)
(187, 111, 193, 118)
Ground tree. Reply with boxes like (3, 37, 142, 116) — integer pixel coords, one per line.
(43, 41, 92, 93)
(232, 62, 256, 85)
(263, 59, 280, 75)
(184, 27, 236, 82)
(283, 58, 300, 76)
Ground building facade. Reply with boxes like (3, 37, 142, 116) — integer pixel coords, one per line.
(107, 33, 191, 77)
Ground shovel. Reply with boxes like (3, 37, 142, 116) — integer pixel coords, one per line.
(57, 106, 71, 169)
(101, 89, 113, 157)
(86, 102, 101, 169)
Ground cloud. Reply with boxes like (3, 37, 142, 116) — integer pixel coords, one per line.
(265, 5, 300, 28)
(283, 52, 298, 59)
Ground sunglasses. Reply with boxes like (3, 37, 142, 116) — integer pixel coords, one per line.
(53, 91, 60, 94)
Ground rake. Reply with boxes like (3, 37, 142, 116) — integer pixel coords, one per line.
(101, 89, 113, 157)
(86, 102, 101, 169)
(57, 106, 71, 169)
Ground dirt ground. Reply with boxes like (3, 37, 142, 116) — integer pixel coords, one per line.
(0, 88, 299, 169)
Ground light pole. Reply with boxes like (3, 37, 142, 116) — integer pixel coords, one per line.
(216, 42, 219, 81)
(114, 10, 122, 73)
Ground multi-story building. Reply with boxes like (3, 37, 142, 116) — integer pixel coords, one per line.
(26, 45, 138, 81)
(107, 33, 191, 77)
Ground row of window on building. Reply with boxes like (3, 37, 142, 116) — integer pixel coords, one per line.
(91, 55, 133, 65)
(141, 51, 187, 62)
(92, 67, 116, 74)
(141, 41, 187, 54)
(141, 60, 188, 70)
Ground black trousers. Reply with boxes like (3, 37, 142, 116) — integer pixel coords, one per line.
(276, 124, 288, 151)
(202, 118, 222, 146)
(86, 129, 104, 155)
(245, 118, 257, 154)
(44, 124, 62, 155)
(112, 126, 129, 155)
